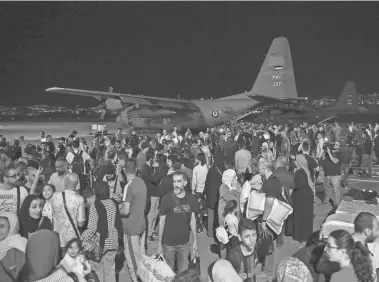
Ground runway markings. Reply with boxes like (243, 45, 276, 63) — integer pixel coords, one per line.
(348, 178, 379, 183)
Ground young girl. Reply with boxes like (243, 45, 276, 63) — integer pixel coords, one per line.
(42, 184, 55, 222)
(59, 238, 92, 282)
(223, 199, 239, 253)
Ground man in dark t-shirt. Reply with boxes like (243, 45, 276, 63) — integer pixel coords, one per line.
(258, 161, 282, 278)
(157, 171, 199, 273)
(320, 141, 342, 206)
(227, 218, 259, 282)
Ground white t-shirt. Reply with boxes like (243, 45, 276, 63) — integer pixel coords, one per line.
(191, 164, 208, 193)
(224, 213, 239, 237)
(0, 186, 28, 214)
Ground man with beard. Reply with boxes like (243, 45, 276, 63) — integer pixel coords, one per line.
(317, 212, 379, 281)
(0, 164, 29, 215)
(258, 161, 282, 278)
(102, 163, 123, 202)
(320, 141, 342, 207)
(48, 158, 80, 192)
(156, 171, 198, 273)
(353, 212, 379, 280)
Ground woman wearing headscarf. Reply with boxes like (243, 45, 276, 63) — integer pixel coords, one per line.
(0, 212, 27, 282)
(291, 154, 314, 244)
(81, 181, 122, 282)
(22, 229, 75, 282)
(217, 169, 241, 259)
(18, 194, 52, 239)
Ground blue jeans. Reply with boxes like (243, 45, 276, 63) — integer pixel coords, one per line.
(162, 242, 190, 273)
(90, 250, 117, 282)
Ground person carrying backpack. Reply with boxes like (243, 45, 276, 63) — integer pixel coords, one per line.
(66, 140, 94, 192)
(66, 140, 93, 174)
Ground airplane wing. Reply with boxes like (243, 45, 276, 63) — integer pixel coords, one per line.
(45, 87, 197, 110)
(317, 116, 336, 124)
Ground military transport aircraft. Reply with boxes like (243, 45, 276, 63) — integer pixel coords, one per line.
(46, 37, 304, 131)
(252, 81, 367, 124)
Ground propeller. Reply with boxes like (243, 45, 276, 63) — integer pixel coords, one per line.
(93, 100, 108, 120)
(100, 109, 107, 120)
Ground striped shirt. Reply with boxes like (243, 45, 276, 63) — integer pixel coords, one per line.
(81, 199, 119, 252)
(36, 269, 74, 282)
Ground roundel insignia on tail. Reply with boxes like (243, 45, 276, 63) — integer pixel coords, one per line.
(212, 111, 219, 118)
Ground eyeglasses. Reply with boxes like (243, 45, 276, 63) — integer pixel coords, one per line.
(5, 174, 18, 178)
(325, 243, 340, 250)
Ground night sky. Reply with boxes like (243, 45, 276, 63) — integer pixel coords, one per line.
(1, 2, 379, 106)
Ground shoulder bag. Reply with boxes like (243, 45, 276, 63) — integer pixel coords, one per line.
(62, 192, 80, 238)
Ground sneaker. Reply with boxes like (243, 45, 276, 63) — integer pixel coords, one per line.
(319, 201, 330, 206)
(147, 236, 156, 243)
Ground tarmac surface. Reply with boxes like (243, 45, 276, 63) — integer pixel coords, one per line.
(2, 121, 379, 281)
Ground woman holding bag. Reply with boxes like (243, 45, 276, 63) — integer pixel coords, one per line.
(81, 181, 123, 282)
(217, 169, 241, 259)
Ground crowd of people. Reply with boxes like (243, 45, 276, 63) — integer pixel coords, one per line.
(0, 120, 378, 282)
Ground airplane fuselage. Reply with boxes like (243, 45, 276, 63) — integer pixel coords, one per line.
(115, 96, 258, 130)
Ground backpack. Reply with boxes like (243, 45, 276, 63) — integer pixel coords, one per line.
(71, 150, 84, 174)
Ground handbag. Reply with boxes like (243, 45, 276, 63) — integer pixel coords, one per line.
(62, 192, 103, 262)
(216, 221, 231, 244)
(82, 232, 103, 262)
(85, 270, 101, 282)
(138, 254, 175, 282)
(81, 202, 104, 262)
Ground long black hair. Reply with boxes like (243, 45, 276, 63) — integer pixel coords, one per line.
(329, 229, 374, 282)
(196, 152, 206, 166)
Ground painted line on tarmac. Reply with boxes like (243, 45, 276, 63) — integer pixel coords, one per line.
(348, 178, 379, 183)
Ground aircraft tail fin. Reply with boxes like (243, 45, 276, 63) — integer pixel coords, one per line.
(336, 81, 357, 109)
(221, 37, 298, 100)
(251, 37, 298, 99)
